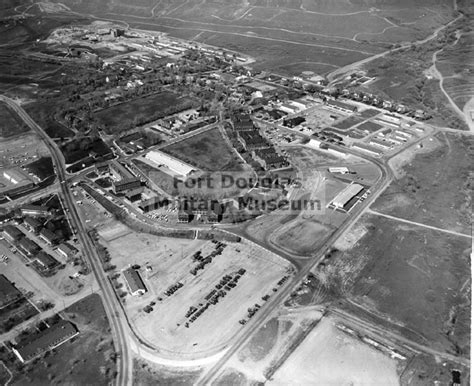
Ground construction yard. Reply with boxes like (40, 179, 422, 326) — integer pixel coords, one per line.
(98, 221, 293, 356)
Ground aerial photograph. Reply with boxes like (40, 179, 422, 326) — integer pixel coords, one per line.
(0, 0, 471, 385)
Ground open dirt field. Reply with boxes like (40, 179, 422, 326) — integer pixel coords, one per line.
(161, 127, 245, 172)
(373, 132, 473, 234)
(323, 214, 471, 357)
(98, 221, 293, 356)
(270, 316, 399, 385)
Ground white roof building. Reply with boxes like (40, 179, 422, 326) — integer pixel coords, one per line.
(328, 167, 350, 174)
(332, 183, 364, 209)
(145, 150, 196, 178)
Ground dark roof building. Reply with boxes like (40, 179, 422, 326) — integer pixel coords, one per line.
(18, 237, 40, 256)
(23, 217, 42, 233)
(12, 320, 79, 363)
(125, 187, 144, 203)
(0, 274, 22, 308)
(110, 161, 142, 194)
(138, 196, 169, 213)
(253, 148, 289, 170)
(39, 228, 59, 245)
(238, 131, 269, 150)
(283, 116, 306, 128)
(177, 211, 191, 223)
(57, 243, 79, 259)
(123, 268, 147, 296)
(113, 178, 142, 194)
(326, 99, 357, 113)
(232, 114, 255, 131)
(2, 224, 24, 242)
(35, 252, 60, 270)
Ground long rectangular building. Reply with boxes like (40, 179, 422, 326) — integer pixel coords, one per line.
(13, 320, 78, 363)
(0, 274, 22, 308)
(331, 183, 364, 209)
(145, 150, 196, 178)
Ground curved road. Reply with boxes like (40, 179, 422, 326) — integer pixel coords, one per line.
(0, 96, 133, 386)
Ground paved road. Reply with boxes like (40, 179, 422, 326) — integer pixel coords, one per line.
(0, 97, 132, 386)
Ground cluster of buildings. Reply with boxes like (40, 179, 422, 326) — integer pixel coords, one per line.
(177, 199, 223, 224)
(98, 160, 142, 194)
(232, 114, 288, 170)
(3, 224, 61, 276)
(339, 87, 429, 120)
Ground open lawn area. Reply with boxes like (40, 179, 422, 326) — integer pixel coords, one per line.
(161, 127, 245, 172)
(94, 91, 194, 134)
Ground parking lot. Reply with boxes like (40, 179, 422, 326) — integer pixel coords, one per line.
(98, 221, 293, 357)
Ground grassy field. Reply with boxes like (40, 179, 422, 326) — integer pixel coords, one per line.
(94, 92, 193, 134)
(161, 127, 244, 172)
(323, 214, 471, 357)
(373, 132, 473, 234)
(0, 103, 29, 138)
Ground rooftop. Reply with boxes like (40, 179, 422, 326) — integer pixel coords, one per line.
(14, 320, 78, 362)
(123, 268, 147, 294)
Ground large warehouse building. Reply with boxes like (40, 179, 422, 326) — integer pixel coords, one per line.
(331, 183, 364, 209)
(145, 150, 196, 178)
